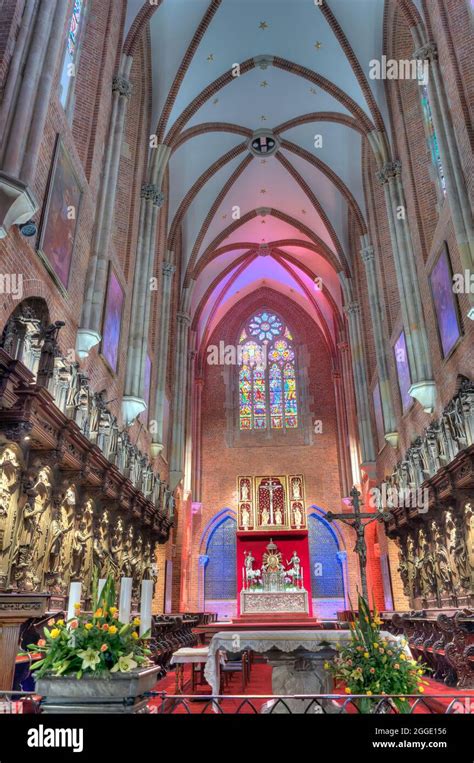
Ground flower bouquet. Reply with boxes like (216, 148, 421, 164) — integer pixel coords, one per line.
(325, 595, 430, 713)
(27, 575, 152, 679)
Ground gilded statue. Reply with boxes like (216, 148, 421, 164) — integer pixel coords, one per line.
(93, 509, 110, 578)
(0, 447, 21, 581)
(416, 527, 437, 599)
(431, 519, 453, 594)
(71, 515, 93, 580)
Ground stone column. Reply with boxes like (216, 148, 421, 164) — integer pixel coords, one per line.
(0, 1, 58, 237)
(359, 237, 398, 448)
(122, 184, 164, 424)
(337, 339, 362, 486)
(21, 0, 70, 186)
(377, 160, 437, 412)
(198, 554, 209, 611)
(332, 368, 351, 498)
(76, 63, 133, 357)
(192, 377, 205, 502)
(151, 258, 176, 456)
(169, 311, 191, 489)
(339, 275, 376, 468)
(414, 41, 474, 316)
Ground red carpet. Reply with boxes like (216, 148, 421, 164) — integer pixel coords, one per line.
(148, 661, 474, 714)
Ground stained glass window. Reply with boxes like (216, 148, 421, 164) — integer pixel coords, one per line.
(238, 311, 298, 431)
(59, 0, 86, 109)
(204, 517, 237, 600)
(419, 83, 446, 197)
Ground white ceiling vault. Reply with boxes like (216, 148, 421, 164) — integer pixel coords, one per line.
(123, 0, 420, 352)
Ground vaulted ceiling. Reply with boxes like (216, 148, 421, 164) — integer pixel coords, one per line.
(124, 0, 420, 355)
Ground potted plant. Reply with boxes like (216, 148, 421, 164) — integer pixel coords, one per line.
(326, 595, 430, 713)
(26, 575, 160, 713)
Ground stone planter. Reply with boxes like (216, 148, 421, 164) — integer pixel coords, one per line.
(36, 665, 160, 714)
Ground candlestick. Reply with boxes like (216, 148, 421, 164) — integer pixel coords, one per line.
(119, 578, 133, 624)
(139, 580, 153, 637)
(67, 582, 82, 622)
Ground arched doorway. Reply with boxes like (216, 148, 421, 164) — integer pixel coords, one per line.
(204, 514, 237, 619)
(308, 510, 345, 619)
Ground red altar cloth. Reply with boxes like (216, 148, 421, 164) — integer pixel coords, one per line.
(236, 530, 313, 617)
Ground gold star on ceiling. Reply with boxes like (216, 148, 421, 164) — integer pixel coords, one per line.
(314, 41, 322, 50)
(260, 115, 267, 121)
(207, 53, 214, 62)
(260, 159, 267, 164)
(301, 209, 307, 214)
(259, 21, 268, 30)
(260, 80, 268, 88)
(310, 87, 317, 95)
(261, 219, 266, 224)
(213, 98, 219, 105)
(260, 189, 267, 194)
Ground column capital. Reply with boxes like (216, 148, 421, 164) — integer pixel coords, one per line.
(112, 75, 132, 98)
(344, 301, 360, 317)
(141, 184, 165, 207)
(376, 160, 402, 185)
(162, 262, 176, 277)
(360, 244, 375, 265)
(413, 41, 438, 63)
(177, 311, 191, 327)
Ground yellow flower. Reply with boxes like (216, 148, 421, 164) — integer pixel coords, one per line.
(50, 628, 60, 639)
(94, 608, 103, 618)
(109, 607, 118, 615)
(366, 690, 372, 696)
(417, 669, 423, 676)
(85, 623, 93, 631)
(131, 631, 139, 640)
(400, 654, 406, 661)
(56, 619, 65, 627)
(109, 625, 118, 635)
(418, 686, 425, 693)
(363, 652, 369, 659)
(373, 643, 379, 649)
(345, 687, 351, 694)
(133, 617, 141, 626)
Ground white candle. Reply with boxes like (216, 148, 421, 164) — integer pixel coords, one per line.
(119, 578, 133, 624)
(139, 580, 153, 637)
(67, 582, 82, 622)
(97, 578, 107, 602)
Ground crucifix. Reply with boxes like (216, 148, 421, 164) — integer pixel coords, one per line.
(260, 478, 281, 525)
(326, 486, 391, 601)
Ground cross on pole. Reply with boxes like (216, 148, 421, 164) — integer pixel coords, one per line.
(259, 478, 280, 525)
(326, 486, 391, 601)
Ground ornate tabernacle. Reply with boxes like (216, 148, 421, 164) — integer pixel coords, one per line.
(237, 474, 306, 531)
(241, 539, 309, 615)
(382, 377, 474, 610)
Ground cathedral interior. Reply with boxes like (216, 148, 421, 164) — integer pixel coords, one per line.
(0, 0, 473, 725)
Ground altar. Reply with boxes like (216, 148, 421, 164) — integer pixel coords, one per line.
(240, 538, 310, 616)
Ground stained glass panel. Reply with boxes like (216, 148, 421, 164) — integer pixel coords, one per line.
(283, 363, 298, 427)
(239, 364, 251, 430)
(253, 366, 267, 429)
(420, 84, 446, 196)
(269, 363, 283, 429)
(238, 311, 298, 431)
(59, 0, 86, 108)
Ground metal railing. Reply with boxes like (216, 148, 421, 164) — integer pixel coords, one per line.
(147, 691, 474, 715)
(0, 690, 41, 714)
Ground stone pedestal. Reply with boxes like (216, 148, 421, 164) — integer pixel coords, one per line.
(263, 647, 342, 714)
(0, 592, 50, 690)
